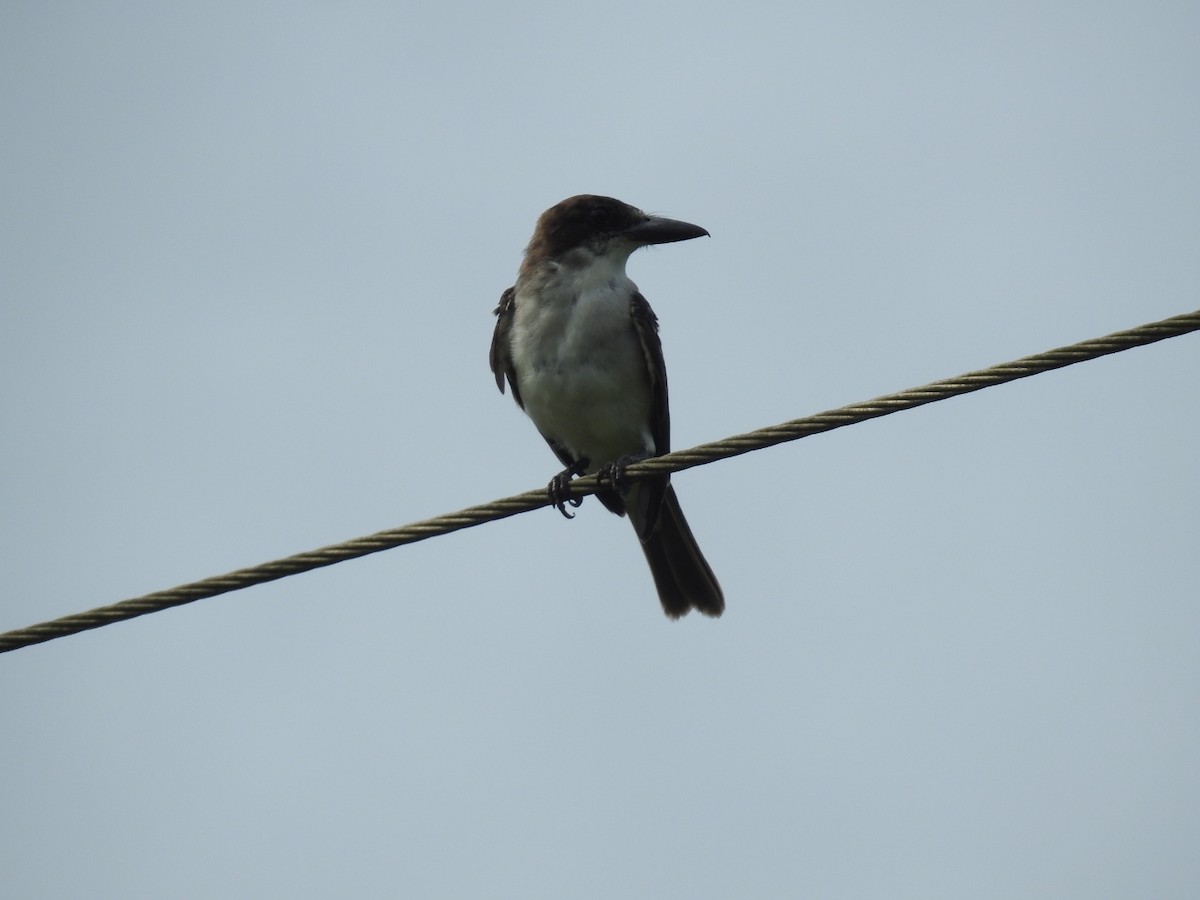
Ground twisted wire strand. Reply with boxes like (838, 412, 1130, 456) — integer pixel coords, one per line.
(2, 308, 1196, 654)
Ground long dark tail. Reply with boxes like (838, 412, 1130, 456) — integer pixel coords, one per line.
(635, 485, 724, 619)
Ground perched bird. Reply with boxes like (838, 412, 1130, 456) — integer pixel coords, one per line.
(490, 195, 723, 618)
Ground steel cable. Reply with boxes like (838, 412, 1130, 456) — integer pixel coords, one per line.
(2, 308, 1196, 654)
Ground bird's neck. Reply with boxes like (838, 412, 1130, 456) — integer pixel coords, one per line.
(521, 250, 635, 316)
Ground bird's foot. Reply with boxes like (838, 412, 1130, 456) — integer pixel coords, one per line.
(596, 452, 650, 497)
(548, 460, 588, 519)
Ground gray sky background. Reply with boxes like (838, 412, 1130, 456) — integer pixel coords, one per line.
(3, 3, 1198, 898)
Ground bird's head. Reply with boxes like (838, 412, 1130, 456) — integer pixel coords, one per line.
(523, 195, 708, 269)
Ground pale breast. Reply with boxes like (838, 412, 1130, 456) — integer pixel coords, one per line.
(510, 268, 656, 468)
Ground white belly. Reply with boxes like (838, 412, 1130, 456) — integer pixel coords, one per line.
(511, 271, 656, 470)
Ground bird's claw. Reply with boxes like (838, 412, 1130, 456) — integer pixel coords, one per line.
(597, 453, 648, 497)
(548, 461, 587, 519)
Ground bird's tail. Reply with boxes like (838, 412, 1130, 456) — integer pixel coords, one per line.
(635, 485, 724, 619)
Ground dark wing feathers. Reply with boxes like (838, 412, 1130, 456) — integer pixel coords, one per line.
(628, 292, 670, 536)
(489, 287, 522, 407)
(630, 292, 670, 458)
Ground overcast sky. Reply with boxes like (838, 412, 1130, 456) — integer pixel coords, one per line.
(3, 3, 1198, 898)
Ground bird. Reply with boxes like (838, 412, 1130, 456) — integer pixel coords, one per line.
(489, 195, 724, 618)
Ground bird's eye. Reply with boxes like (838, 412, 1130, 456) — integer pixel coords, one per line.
(589, 206, 616, 229)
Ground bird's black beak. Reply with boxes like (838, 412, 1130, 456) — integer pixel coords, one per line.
(623, 215, 709, 246)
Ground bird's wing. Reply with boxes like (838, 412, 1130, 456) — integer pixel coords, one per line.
(630, 291, 670, 457)
(489, 286, 523, 407)
(628, 291, 670, 536)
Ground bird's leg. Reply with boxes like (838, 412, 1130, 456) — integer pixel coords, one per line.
(596, 452, 652, 497)
(548, 458, 588, 519)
